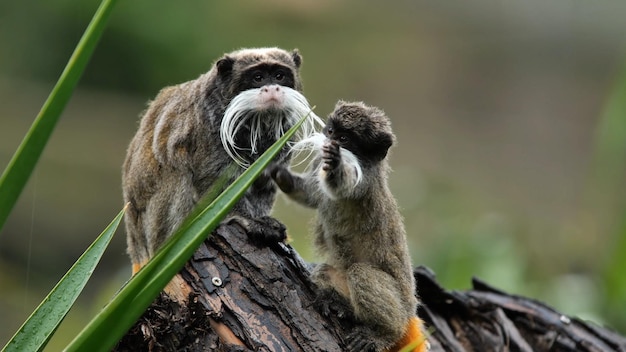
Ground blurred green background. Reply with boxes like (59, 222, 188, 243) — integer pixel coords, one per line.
(1, 0, 625, 349)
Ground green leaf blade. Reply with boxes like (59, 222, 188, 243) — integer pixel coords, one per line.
(0, 0, 118, 232)
(1, 207, 125, 352)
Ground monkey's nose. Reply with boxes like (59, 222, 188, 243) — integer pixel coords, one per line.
(259, 85, 285, 108)
(261, 85, 282, 93)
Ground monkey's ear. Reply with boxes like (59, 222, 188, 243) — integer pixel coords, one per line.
(372, 132, 394, 161)
(216, 56, 235, 77)
(291, 49, 302, 68)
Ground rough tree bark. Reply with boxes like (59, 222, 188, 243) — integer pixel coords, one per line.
(114, 224, 626, 352)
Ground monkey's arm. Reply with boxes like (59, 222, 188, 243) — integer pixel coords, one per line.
(150, 98, 196, 169)
(311, 261, 425, 352)
(271, 165, 322, 208)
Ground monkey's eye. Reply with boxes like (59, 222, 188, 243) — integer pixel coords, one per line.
(325, 127, 333, 135)
(274, 71, 285, 81)
(253, 72, 264, 82)
(338, 135, 348, 144)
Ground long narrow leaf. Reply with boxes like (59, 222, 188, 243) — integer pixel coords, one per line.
(64, 113, 311, 352)
(1, 207, 125, 352)
(0, 0, 118, 232)
(590, 64, 626, 198)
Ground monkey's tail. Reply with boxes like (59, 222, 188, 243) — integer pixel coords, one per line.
(387, 317, 429, 352)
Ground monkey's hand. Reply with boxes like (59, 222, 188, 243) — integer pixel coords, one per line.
(270, 166, 295, 194)
(227, 215, 287, 245)
(313, 288, 355, 321)
(270, 165, 321, 208)
(322, 139, 341, 173)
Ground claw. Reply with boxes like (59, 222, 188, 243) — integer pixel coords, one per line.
(313, 288, 355, 321)
(346, 326, 386, 352)
(229, 215, 287, 245)
(322, 140, 341, 171)
(270, 166, 294, 193)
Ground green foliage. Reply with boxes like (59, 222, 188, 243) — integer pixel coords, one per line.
(0, 0, 119, 232)
(1, 107, 309, 352)
(597, 64, 626, 329)
(0, 1, 123, 349)
(592, 65, 626, 188)
(1, 208, 124, 352)
(0, 0, 315, 347)
(2, 0, 625, 343)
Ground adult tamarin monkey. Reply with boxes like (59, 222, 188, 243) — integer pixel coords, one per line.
(271, 101, 428, 352)
(122, 48, 320, 274)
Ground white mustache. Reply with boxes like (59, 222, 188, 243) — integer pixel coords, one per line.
(220, 86, 323, 167)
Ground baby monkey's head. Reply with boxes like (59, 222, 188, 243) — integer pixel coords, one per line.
(288, 101, 395, 190)
(216, 48, 322, 167)
(324, 101, 395, 165)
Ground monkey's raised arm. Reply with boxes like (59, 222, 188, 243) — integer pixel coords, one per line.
(271, 165, 322, 208)
(318, 139, 366, 200)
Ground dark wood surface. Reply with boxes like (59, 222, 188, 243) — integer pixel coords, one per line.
(114, 224, 626, 352)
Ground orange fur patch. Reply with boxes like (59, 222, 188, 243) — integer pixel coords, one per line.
(131, 262, 145, 275)
(388, 317, 428, 352)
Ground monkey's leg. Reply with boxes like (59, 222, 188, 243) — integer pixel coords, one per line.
(310, 263, 356, 320)
(131, 173, 198, 274)
(344, 263, 409, 352)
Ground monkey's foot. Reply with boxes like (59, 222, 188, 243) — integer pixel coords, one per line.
(228, 215, 287, 245)
(345, 326, 387, 352)
(313, 288, 355, 321)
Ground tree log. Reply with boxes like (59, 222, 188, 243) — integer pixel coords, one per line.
(114, 224, 626, 352)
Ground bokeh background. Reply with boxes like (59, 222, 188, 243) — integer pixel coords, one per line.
(1, 0, 625, 349)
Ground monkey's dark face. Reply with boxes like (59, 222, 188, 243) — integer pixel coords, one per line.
(215, 48, 321, 167)
(235, 63, 297, 92)
(323, 102, 394, 164)
(215, 48, 303, 99)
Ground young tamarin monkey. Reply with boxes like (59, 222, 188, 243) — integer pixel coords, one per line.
(271, 101, 428, 352)
(122, 48, 321, 274)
